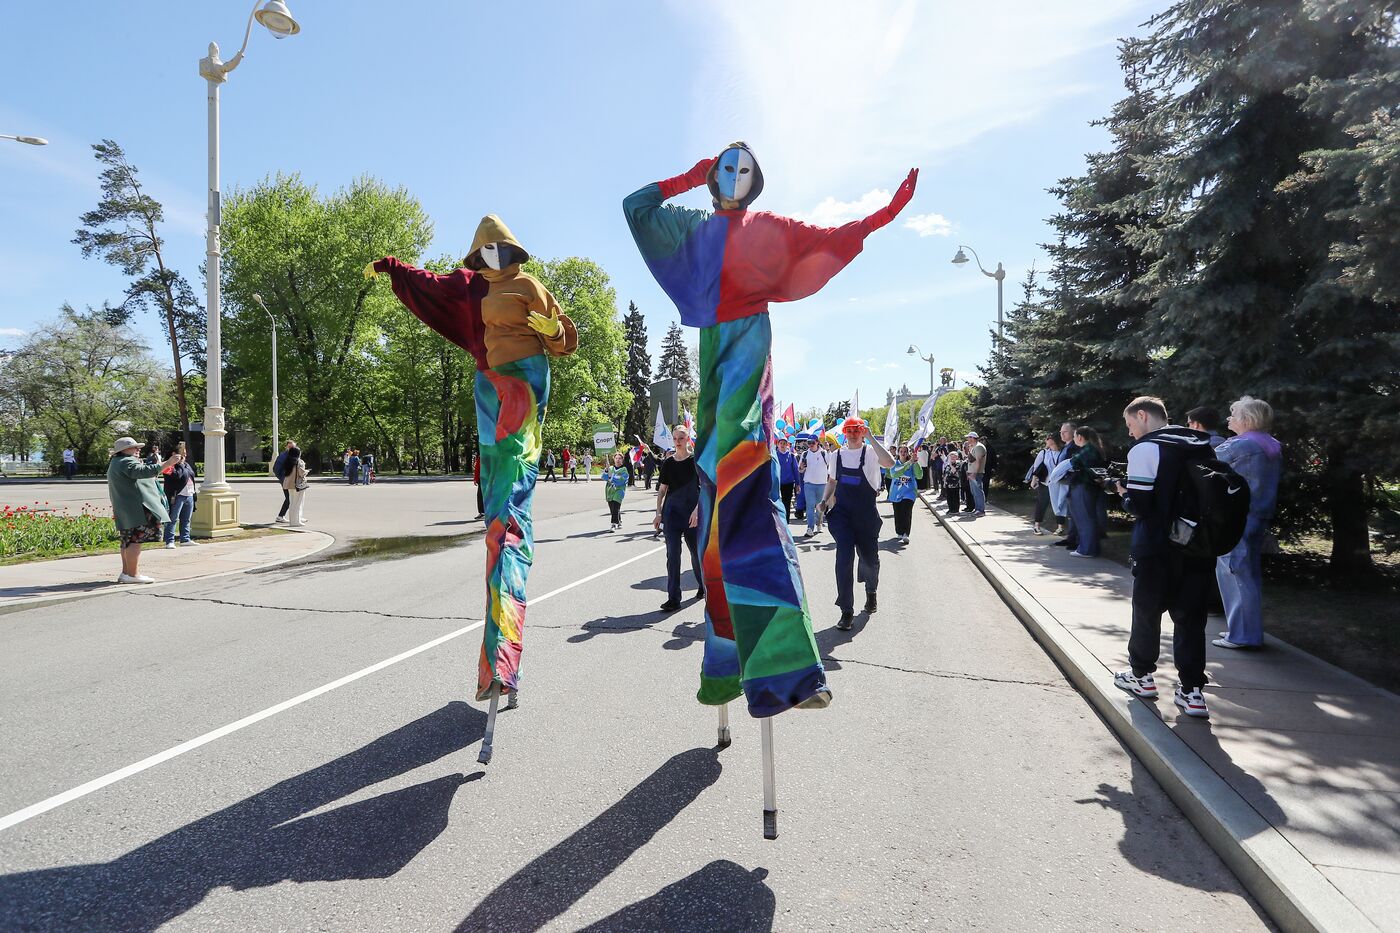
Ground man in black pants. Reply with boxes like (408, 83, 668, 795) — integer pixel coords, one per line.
(1112, 396, 1215, 719)
(272, 440, 296, 523)
(654, 426, 702, 611)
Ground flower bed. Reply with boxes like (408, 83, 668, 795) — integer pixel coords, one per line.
(0, 502, 119, 562)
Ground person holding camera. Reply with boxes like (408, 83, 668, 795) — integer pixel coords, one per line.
(1112, 397, 1216, 719)
(107, 437, 183, 584)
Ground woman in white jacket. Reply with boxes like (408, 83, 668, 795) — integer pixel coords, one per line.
(282, 442, 309, 527)
(1025, 434, 1065, 535)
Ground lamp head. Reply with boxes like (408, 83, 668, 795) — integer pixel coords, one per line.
(255, 0, 300, 38)
(252, 293, 265, 304)
(951, 248, 969, 266)
(906, 345, 916, 355)
(15, 136, 48, 146)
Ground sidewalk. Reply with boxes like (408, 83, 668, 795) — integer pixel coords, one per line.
(0, 530, 333, 610)
(922, 494, 1399, 933)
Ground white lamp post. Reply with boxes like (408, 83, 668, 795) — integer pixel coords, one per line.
(252, 294, 279, 475)
(906, 344, 935, 397)
(193, 0, 299, 537)
(951, 245, 1006, 339)
(0, 135, 48, 146)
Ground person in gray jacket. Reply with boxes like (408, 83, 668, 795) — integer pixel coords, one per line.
(106, 436, 183, 584)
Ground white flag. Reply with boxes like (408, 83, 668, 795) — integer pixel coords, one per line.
(653, 406, 674, 451)
(882, 395, 899, 448)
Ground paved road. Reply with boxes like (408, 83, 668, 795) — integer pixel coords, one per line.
(0, 482, 1270, 931)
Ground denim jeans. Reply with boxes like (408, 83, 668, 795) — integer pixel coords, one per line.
(804, 481, 826, 533)
(1068, 484, 1100, 556)
(968, 474, 986, 512)
(1216, 536, 1264, 645)
(164, 494, 194, 543)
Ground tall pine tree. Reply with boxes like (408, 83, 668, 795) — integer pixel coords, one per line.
(1134, 0, 1399, 571)
(621, 301, 652, 443)
(657, 321, 695, 393)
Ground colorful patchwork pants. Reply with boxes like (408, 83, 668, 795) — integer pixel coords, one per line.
(695, 315, 831, 717)
(474, 354, 549, 701)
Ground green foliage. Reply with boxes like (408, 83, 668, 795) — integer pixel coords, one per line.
(2, 306, 175, 464)
(220, 173, 433, 466)
(524, 257, 632, 450)
(657, 321, 695, 393)
(0, 502, 119, 562)
(621, 301, 652, 443)
(932, 389, 974, 443)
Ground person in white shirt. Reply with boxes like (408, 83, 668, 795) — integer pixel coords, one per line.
(798, 436, 831, 537)
(62, 447, 78, 480)
(581, 450, 594, 482)
(822, 419, 895, 629)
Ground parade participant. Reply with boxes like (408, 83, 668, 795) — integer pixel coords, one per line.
(823, 419, 895, 630)
(654, 425, 703, 611)
(887, 443, 922, 545)
(602, 452, 628, 529)
(800, 436, 830, 538)
(367, 214, 578, 762)
(626, 142, 916, 720)
(775, 436, 798, 524)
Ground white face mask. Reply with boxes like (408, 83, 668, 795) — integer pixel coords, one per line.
(479, 242, 504, 270)
(715, 147, 756, 203)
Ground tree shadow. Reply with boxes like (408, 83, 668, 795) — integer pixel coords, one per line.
(0, 702, 484, 933)
(578, 861, 775, 932)
(455, 747, 724, 932)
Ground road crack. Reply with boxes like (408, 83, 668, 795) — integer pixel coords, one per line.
(141, 592, 479, 623)
(821, 654, 1072, 691)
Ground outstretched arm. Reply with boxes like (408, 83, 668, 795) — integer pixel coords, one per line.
(369, 257, 487, 360)
(770, 169, 920, 304)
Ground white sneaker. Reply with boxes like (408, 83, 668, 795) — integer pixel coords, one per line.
(117, 573, 156, 584)
(1174, 686, 1210, 718)
(1113, 670, 1158, 698)
(164, 542, 176, 550)
(274, 516, 288, 523)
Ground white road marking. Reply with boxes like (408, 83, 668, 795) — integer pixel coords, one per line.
(0, 544, 664, 833)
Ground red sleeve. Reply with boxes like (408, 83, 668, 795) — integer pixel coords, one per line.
(374, 257, 488, 363)
(764, 215, 872, 304)
(657, 158, 716, 199)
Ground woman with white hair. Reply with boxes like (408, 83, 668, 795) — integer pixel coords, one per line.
(1214, 396, 1282, 649)
(106, 436, 183, 584)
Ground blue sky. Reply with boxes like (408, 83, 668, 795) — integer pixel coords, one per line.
(0, 0, 1153, 414)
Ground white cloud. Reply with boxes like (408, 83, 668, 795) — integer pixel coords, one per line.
(671, 0, 1143, 205)
(792, 189, 891, 227)
(904, 212, 952, 237)
(0, 327, 26, 337)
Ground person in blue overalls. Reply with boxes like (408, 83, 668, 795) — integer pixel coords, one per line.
(822, 418, 896, 630)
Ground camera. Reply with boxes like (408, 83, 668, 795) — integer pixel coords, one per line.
(1088, 461, 1128, 491)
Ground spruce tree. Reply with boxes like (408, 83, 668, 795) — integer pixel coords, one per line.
(621, 301, 652, 443)
(657, 321, 695, 393)
(1134, 0, 1399, 571)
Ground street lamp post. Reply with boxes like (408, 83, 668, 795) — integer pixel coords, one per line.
(951, 245, 1006, 339)
(0, 135, 48, 146)
(906, 344, 935, 396)
(252, 294, 279, 475)
(192, 0, 299, 538)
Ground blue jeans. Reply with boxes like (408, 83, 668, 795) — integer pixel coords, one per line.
(1216, 536, 1264, 645)
(1068, 484, 1100, 556)
(968, 474, 986, 513)
(164, 494, 194, 543)
(804, 481, 826, 533)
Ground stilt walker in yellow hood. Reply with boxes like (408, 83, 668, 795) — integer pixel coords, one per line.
(366, 214, 577, 764)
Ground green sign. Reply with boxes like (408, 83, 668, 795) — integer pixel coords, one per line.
(590, 422, 617, 456)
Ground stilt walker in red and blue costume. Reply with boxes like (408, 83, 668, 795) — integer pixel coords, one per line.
(625, 143, 917, 836)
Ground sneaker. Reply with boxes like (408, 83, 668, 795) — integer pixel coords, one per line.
(179, 539, 196, 546)
(659, 600, 681, 613)
(117, 573, 156, 585)
(975, 511, 986, 517)
(836, 611, 853, 631)
(274, 515, 288, 523)
(164, 541, 176, 550)
(1070, 551, 1091, 558)
(1212, 637, 1257, 650)
(1174, 686, 1210, 718)
(1033, 526, 1044, 535)
(864, 592, 877, 614)
(1113, 671, 1158, 699)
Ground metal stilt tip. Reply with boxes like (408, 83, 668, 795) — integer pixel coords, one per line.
(763, 809, 778, 840)
(479, 685, 501, 765)
(505, 692, 519, 710)
(717, 726, 732, 748)
(477, 746, 493, 765)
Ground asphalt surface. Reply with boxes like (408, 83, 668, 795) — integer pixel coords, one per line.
(0, 481, 1271, 931)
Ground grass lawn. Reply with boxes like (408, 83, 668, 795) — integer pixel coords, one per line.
(988, 485, 1400, 695)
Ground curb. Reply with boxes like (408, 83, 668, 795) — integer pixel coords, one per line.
(0, 530, 336, 615)
(919, 492, 1378, 933)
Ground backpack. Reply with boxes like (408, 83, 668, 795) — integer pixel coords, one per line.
(1169, 456, 1251, 558)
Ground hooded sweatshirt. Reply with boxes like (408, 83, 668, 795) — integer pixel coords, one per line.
(1121, 425, 1215, 559)
(374, 215, 578, 371)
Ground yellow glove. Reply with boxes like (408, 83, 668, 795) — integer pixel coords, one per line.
(363, 260, 379, 280)
(526, 307, 563, 338)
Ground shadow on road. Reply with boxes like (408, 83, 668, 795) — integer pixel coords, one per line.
(577, 861, 775, 932)
(0, 702, 484, 932)
(455, 747, 727, 933)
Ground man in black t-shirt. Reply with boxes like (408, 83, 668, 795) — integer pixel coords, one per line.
(655, 427, 703, 611)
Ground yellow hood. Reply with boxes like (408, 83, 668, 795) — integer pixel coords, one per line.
(468, 214, 529, 265)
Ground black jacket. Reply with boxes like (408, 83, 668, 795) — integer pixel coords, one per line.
(162, 461, 198, 500)
(1121, 426, 1214, 559)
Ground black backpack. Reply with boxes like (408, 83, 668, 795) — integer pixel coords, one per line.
(1169, 455, 1251, 558)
